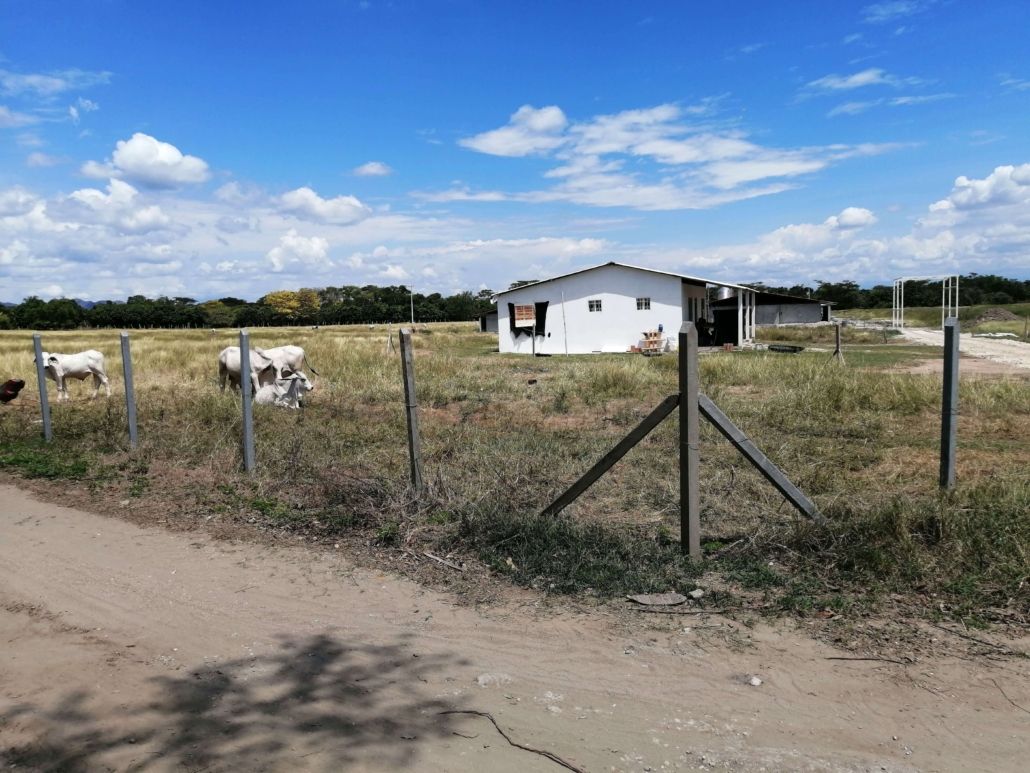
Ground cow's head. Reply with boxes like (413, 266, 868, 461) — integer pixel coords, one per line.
(36, 351, 62, 378)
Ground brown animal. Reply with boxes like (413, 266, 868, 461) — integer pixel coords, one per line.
(1, 378, 26, 404)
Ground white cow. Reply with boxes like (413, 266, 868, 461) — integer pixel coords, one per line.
(218, 346, 284, 393)
(38, 350, 111, 402)
(254, 345, 319, 377)
(254, 371, 314, 409)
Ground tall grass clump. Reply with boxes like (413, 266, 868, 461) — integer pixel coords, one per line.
(781, 477, 1030, 616)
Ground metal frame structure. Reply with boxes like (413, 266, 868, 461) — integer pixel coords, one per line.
(892, 274, 959, 330)
(736, 289, 757, 346)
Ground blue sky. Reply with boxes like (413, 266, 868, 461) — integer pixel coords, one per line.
(1, 0, 1028, 302)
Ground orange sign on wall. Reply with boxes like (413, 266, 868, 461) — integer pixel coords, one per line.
(513, 304, 536, 327)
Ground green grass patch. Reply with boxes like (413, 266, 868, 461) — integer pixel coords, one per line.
(0, 446, 91, 480)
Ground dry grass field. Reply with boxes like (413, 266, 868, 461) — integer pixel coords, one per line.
(1, 323, 1028, 626)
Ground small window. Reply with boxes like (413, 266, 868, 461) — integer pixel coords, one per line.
(636, 297, 651, 310)
(588, 299, 602, 312)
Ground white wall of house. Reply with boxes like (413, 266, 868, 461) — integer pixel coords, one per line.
(496, 264, 693, 354)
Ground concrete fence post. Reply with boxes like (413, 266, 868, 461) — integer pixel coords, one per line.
(239, 329, 256, 473)
(940, 317, 959, 488)
(679, 321, 701, 558)
(120, 332, 138, 449)
(399, 328, 423, 495)
(31, 333, 53, 443)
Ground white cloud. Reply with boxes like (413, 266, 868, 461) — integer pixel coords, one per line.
(804, 67, 924, 94)
(0, 239, 31, 265)
(0, 68, 110, 97)
(214, 181, 264, 205)
(828, 100, 881, 117)
(26, 152, 63, 167)
(266, 229, 330, 272)
(278, 186, 371, 224)
(862, 1, 934, 24)
(0, 105, 39, 128)
(0, 188, 39, 216)
(998, 74, 1030, 92)
(353, 161, 392, 176)
(459, 105, 568, 157)
(67, 179, 171, 233)
(827, 92, 954, 117)
(439, 102, 903, 210)
(380, 264, 409, 280)
(888, 93, 954, 106)
(81, 133, 211, 188)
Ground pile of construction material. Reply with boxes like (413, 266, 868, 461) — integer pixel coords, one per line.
(974, 307, 1021, 324)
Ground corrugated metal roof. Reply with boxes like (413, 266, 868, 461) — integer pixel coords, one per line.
(492, 261, 754, 298)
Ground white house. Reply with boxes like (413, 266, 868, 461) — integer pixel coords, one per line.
(493, 262, 757, 355)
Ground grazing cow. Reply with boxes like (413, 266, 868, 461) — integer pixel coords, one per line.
(37, 350, 110, 402)
(254, 345, 320, 377)
(1, 378, 26, 404)
(254, 371, 314, 409)
(218, 346, 285, 393)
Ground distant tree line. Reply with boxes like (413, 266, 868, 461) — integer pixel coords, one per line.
(0, 285, 496, 330)
(752, 273, 1030, 309)
(1, 273, 1026, 330)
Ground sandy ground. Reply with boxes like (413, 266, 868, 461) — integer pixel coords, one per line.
(2, 485, 1028, 772)
(901, 327, 1030, 370)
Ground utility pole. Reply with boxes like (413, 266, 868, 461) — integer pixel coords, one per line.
(410, 288, 415, 325)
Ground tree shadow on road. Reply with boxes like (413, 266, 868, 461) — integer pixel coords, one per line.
(2, 632, 467, 771)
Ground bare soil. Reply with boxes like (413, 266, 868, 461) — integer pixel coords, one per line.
(901, 327, 1030, 370)
(2, 484, 1029, 772)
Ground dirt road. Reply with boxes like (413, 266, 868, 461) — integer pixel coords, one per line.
(2, 484, 1027, 772)
(901, 327, 1030, 370)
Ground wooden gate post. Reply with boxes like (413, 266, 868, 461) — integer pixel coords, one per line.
(120, 332, 139, 449)
(940, 317, 959, 488)
(31, 333, 53, 443)
(239, 329, 256, 473)
(399, 328, 423, 494)
(679, 322, 701, 558)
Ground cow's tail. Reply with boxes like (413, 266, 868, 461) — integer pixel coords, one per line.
(303, 356, 320, 376)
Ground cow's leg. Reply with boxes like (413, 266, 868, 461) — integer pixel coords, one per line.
(90, 370, 110, 398)
(218, 363, 227, 392)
